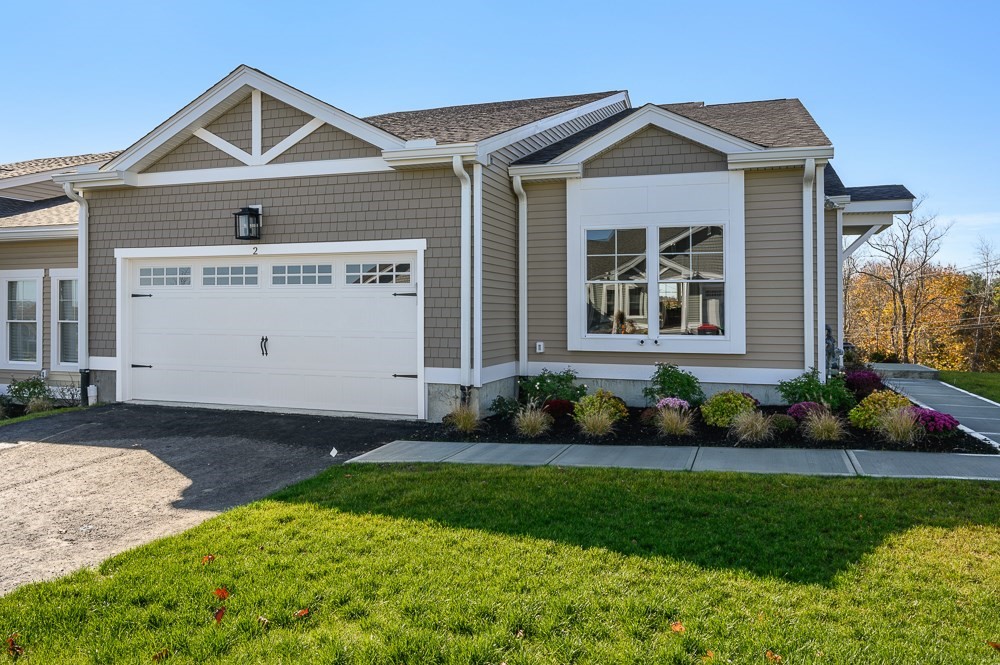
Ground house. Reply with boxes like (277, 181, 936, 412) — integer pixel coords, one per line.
(51, 65, 913, 420)
(0, 153, 119, 393)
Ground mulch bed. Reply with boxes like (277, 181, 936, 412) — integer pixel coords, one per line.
(408, 406, 998, 455)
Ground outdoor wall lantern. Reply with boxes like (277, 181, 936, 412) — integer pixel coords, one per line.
(233, 205, 262, 240)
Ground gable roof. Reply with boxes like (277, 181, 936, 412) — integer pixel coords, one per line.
(0, 152, 120, 180)
(0, 196, 77, 229)
(825, 164, 913, 201)
(364, 91, 624, 144)
(512, 109, 639, 165)
(660, 99, 830, 148)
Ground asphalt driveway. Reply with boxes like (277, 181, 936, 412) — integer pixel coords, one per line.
(0, 403, 433, 595)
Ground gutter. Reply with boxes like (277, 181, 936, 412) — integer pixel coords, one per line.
(452, 156, 473, 393)
(62, 183, 91, 405)
(0, 225, 78, 241)
(802, 158, 815, 372)
(513, 175, 528, 375)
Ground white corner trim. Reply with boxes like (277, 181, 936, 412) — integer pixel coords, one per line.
(482, 361, 518, 384)
(526, 361, 804, 385)
(130, 157, 393, 188)
(552, 104, 761, 165)
(88, 356, 118, 371)
(473, 163, 483, 387)
(816, 163, 826, 380)
(0, 225, 78, 241)
(193, 128, 254, 165)
(114, 238, 427, 260)
(474, 92, 630, 161)
(259, 118, 325, 164)
(836, 207, 845, 350)
(425, 367, 462, 384)
(103, 65, 406, 173)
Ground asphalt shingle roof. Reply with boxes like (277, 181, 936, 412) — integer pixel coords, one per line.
(660, 99, 830, 148)
(825, 164, 913, 201)
(0, 196, 77, 228)
(0, 152, 121, 180)
(364, 92, 623, 143)
(825, 164, 849, 196)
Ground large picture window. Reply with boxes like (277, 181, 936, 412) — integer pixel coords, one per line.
(657, 226, 725, 336)
(585, 229, 648, 335)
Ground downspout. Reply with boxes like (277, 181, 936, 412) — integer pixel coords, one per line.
(802, 158, 815, 372)
(473, 163, 483, 387)
(816, 163, 826, 380)
(452, 156, 473, 394)
(513, 175, 528, 376)
(62, 182, 90, 405)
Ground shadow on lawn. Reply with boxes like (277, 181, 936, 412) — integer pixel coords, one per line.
(275, 464, 1000, 586)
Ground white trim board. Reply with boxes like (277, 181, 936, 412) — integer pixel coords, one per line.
(114, 239, 427, 260)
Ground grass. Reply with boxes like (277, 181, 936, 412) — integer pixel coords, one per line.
(940, 370, 1000, 403)
(0, 465, 998, 664)
(0, 405, 83, 428)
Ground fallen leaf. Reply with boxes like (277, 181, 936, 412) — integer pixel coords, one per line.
(670, 621, 685, 633)
(213, 587, 230, 601)
(989, 641, 1000, 650)
(344, 474, 353, 478)
(202, 554, 216, 565)
(701, 651, 715, 662)
(214, 607, 226, 625)
(152, 648, 170, 662)
(6, 632, 25, 657)
(514, 629, 524, 639)
(257, 616, 270, 629)
(766, 650, 782, 662)
(294, 608, 310, 619)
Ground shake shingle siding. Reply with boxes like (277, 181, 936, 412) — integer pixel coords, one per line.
(480, 100, 628, 369)
(269, 124, 381, 164)
(582, 126, 727, 177)
(85, 169, 462, 367)
(142, 135, 242, 173)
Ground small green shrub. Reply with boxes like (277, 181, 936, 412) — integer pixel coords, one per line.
(776, 369, 856, 411)
(700, 391, 757, 428)
(513, 406, 554, 438)
(572, 389, 627, 437)
(802, 409, 846, 442)
(489, 395, 520, 419)
(444, 404, 481, 434)
(519, 369, 587, 404)
(574, 411, 616, 438)
(7, 376, 51, 405)
(654, 407, 694, 437)
(729, 410, 773, 443)
(25, 396, 55, 414)
(876, 407, 924, 445)
(771, 413, 798, 434)
(642, 363, 706, 406)
(848, 390, 911, 430)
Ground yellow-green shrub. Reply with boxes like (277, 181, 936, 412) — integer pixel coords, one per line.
(848, 390, 911, 430)
(572, 389, 627, 436)
(700, 390, 757, 428)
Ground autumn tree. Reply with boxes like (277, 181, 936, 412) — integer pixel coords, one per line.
(957, 238, 1000, 371)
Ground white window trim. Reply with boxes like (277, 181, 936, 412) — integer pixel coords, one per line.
(50, 269, 80, 370)
(566, 172, 746, 354)
(0, 269, 44, 371)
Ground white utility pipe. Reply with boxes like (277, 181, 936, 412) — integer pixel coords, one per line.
(63, 183, 89, 393)
(452, 155, 473, 388)
(802, 158, 815, 372)
(513, 175, 528, 375)
(816, 163, 826, 379)
(836, 207, 845, 358)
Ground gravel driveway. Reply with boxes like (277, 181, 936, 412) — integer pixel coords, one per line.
(0, 404, 430, 595)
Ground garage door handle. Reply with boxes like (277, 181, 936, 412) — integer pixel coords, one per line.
(392, 292, 417, 297)
(393, 373, 418, 378)
(260, 336, 268, 357)
(131, 293, 153, 298)
(131, 364, 153, 368)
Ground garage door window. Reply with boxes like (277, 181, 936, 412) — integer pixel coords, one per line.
(346, 263, 411, 285)
(203, 266, 259, 286)
(272, 264, 333, 285)
(139, 267, 192, 287)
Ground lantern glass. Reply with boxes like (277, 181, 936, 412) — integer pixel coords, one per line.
(233, 207, 261, 240)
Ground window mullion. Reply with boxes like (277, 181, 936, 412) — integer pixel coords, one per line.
(647, 226, 658, 339)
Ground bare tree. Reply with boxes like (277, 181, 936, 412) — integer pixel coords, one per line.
(856, 199, 952, 363)
(963, 237, 1000, 371)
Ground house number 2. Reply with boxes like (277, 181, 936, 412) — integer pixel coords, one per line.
(252, 247, 258, 255)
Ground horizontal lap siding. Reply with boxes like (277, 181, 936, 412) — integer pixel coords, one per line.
(0, 239, 77, 379)
(526, 168, 805, 369)
(481, 100, 628, 369)
(86, 170, 461, 367)
(825, 208, 838, 344)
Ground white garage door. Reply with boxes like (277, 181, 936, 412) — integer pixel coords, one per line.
(126, 252, 419, 416)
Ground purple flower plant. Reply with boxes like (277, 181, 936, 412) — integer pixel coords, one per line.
(909, 407, 960, 433)
(845, 369, 885, 398)
(656, 397, 690, 411)
(787, 401, 824, 421)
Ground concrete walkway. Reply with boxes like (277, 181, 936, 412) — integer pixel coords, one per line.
(349, 440, 1000, 481)
(888, 378, 1000, 448)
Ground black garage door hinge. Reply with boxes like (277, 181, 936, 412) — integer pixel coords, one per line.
(131, 364, 153, 368)
(392, 373, 418, 379)
(131, 293, 153, 298)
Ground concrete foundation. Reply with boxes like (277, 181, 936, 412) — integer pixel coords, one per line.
(90, 369, 116, 405)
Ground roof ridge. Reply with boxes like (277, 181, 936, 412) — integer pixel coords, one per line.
(364, 91, 624, 119)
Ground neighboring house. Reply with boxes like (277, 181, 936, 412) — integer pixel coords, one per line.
(0, 153, 119, 393)
(52, 65, 913, 420)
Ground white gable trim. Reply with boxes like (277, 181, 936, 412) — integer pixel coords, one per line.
(104, 65, 406, 173)
(193, 128, 255, 164)
(550, 104, 762, 165)
(260, 118, 326, 163)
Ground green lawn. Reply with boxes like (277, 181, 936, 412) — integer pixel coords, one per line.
(0, 406, 83, 428)
(1, 465, 998, 664)
(939, 371, 1000, 404)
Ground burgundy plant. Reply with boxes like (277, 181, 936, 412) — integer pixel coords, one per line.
(542, 398, 575, 419)
(845, 370, 885, 398)
(909, 407, 960, 433)
(787, 401, 824, 421)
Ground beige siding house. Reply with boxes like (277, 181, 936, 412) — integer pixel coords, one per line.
(51, 65, 913, 419)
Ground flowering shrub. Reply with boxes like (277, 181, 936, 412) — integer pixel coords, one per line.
(518, 369, 587, 404)
(643, 363, 706, 406)
(909, 407, 960, 433)
(656, 397, 690, 411)
(787, 401, 824, 421)
(700, 391, 758, 428)
(844, 370, 885, 399)
(848, 390, 912, 430)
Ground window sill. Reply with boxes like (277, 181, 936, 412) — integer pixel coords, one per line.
(568, 335, 746, 355)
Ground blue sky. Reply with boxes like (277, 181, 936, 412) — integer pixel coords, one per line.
(3, 1, 996, 268)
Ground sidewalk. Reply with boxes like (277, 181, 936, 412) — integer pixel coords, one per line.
(888, 378, 1000, 447)
(348, 440, 1000, 481)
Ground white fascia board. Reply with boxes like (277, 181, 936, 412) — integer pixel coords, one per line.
(114, 238, 427, 260)
(474, 92, 630, 162)
(104, 65, 406, 173)
(844, 199, 914, 214)
(382, 143, 478, 168)
(827, 194, 851, 207)
(507, 163, 583, 180)
(727, 146, 835, 169)
(551, 104, 762, 165)
(53, 170, 136, 188)
(0, 161, 109, 194)
(0, 225, 78, 241)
